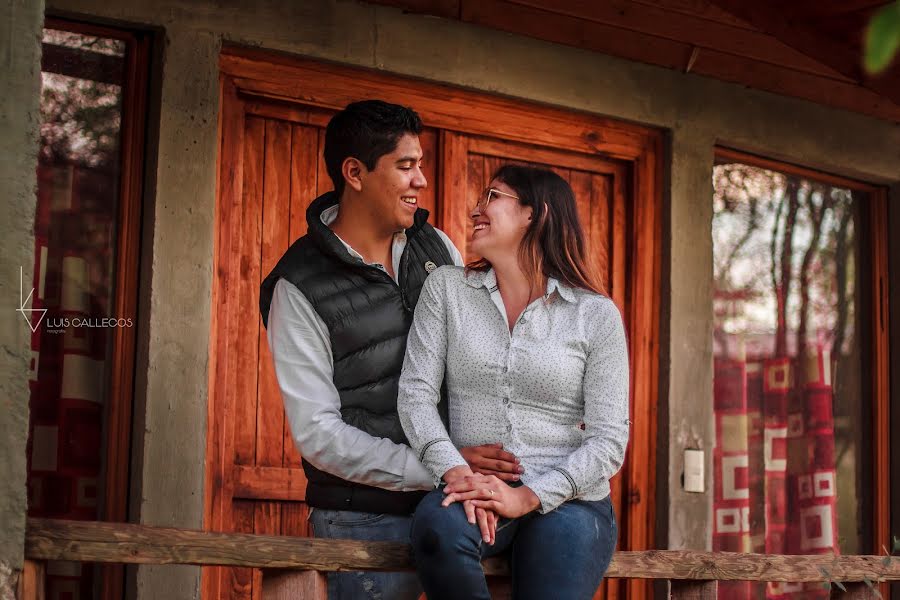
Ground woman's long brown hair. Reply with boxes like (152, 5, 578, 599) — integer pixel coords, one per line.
(467, 164, 607, 296)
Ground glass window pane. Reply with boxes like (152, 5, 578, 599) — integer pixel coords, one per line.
(712, 161, 872, 598)
(26, 25, 129, 599)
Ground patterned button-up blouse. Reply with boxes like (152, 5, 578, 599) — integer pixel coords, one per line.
(398, 265, 630, 514)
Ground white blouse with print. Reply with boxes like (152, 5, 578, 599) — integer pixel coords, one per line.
(398, 265, 630, 514)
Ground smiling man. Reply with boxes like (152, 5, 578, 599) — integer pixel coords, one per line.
(258, 101, 518, 600)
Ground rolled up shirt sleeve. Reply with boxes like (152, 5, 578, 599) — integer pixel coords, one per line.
(398, 268, 468, 483)
(526, 300, 630, 513)
(267, 278, 434, 492)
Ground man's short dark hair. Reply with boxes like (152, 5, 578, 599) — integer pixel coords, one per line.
(324, 100, 423, 196)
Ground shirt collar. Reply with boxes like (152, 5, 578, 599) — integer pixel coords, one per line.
(464, 268, 576, 303)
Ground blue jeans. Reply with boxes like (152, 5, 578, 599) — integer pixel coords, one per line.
(309, 508, 422, 600)
(411, 488, 617, 600)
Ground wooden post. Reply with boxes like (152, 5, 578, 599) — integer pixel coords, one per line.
(670, 579, 718, 599)
(261, 570, 327, 600)
(16, 560, 45, 600)
(830, 582, 877, 599)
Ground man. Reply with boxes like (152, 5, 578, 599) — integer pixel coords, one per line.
(259, 100, 522, 600)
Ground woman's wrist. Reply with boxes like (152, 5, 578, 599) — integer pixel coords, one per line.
(515, 486, 542, 515)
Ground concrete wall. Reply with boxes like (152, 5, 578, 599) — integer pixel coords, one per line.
(19, 0, 900, 597)
(0, 0, 44, 597)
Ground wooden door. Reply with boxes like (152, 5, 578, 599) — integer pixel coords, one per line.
(207, 48, 662, 600)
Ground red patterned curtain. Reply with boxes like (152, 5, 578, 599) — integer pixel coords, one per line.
(714, 347, 839, 599)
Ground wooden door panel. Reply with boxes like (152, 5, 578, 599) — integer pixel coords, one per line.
(210, 52, 662, 600)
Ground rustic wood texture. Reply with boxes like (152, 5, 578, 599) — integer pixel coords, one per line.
(359, 0, 900, 122)
(232, 466, 307, 501)
(212, 49, 664, 600)
(18, 560, 46, 600)
(670, 580, 718, 599)
(262, 570, 327, 600)
(25, 519, 900, 583)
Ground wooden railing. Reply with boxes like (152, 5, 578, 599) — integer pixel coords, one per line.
(21, 518, 900, 599)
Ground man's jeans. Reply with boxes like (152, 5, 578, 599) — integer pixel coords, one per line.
(410, 488, 617, 600)
(309, 508, 422, 600)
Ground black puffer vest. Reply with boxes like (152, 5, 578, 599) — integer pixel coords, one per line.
(260, 192, 452, 514)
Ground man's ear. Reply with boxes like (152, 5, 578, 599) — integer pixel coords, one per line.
(342, 157, 365, 193)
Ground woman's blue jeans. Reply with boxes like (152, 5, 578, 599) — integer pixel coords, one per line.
(410, 488, 617, 600)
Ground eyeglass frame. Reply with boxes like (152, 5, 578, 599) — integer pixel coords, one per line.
(474, 187, 520, 212)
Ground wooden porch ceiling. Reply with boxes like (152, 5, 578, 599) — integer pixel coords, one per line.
(364, 0, 900, 122)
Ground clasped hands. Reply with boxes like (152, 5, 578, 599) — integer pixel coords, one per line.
(444, 443, 541, 545)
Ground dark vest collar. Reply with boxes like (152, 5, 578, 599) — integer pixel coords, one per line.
(306, 191, 431, 267)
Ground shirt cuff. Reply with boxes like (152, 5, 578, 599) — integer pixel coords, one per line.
(403, 449, 437, 491)
(419, 438, 467, 485)
(527, 468, 578, 514)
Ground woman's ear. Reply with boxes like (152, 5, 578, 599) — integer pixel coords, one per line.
(342, 157, 365, 193)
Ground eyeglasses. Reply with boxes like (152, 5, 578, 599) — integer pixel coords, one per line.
(474, 187, 519, 212)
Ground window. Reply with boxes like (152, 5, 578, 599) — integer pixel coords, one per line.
(26, 17, 148, 600)
(711, 149, 889, 598)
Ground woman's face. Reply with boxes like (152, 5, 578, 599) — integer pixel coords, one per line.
(469, 179, 533, 260)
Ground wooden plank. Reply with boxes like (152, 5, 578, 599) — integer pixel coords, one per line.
(569, 168, 594, 261)
(589, 174, 611, 291)
(714, 147, 881, 191)
(417, 127, 439, 218)
(871, 188, 891, 564)
(221, 51, 656, 161)
(670, 579, 718, 599)
(364, 0, 460, 19)
(280, 503, 310, 538)
(625, 140, 661, 600)
(205, 77, 247, 600)
(231, 502, 255, 600)
(234, 116, 265, 467)
(24, 518, 900, 581)
(626, 0, 755, 29)
(468, 136, 621, 175)
(262, 570, 327, 600)
(440, 132, 470, 257)
(18, 560, 45, 600)
(454, 0, 900, 122)
(509, 0, 853, 80)
(462, 152, 484, 261)
(233, 466, 308, 501)
(282, 123, 320, 470)
(704, 0, 900, 105)
(258, 119, 292, 469)
(315, 129, 331, 196)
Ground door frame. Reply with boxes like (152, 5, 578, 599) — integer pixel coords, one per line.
(208, 46, 664, 599)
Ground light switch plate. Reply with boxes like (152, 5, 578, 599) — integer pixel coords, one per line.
(684, 448, 705, 493)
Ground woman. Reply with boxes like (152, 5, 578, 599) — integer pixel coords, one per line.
(397, 165, 629, 600)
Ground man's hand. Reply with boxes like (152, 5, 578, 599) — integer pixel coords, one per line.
(459, 443, 523, 482)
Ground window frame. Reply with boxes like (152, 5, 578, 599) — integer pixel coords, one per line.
(41, 15, 150, 600)
(714, 146, 891, 563)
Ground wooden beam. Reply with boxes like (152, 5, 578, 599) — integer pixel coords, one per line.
(24, 519, 900, 582)
(509, 0, 853, 80)
(364, 0, 460, 19)
(704, 0, 900, 106)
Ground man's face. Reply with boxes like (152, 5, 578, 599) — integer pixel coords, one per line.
(358, 133, 427, 232)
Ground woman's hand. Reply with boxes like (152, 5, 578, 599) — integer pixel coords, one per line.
(442, 466, 499, 544)
(442, 473, 541, 519)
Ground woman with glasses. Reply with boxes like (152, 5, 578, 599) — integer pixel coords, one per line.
(397, 164, 629, 599)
